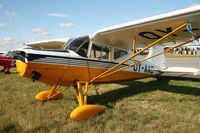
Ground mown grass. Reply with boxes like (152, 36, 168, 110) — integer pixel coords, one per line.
(0, 67, 200, 133)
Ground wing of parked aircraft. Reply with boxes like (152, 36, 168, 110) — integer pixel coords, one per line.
(91, 5, 200, 49)
(25, 38, 69, 50)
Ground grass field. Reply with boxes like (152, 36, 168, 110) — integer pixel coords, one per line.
(0, 67, 200, 133)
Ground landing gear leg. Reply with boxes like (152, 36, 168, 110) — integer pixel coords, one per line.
(0, 67, 5, 72)
(0, 66, 10, 74)
(35, 84, 63, 101)
(70, 81, 105, 120)
(4, 67, 11, 74)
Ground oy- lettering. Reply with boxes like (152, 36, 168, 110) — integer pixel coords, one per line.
(139, 27, 199, 40)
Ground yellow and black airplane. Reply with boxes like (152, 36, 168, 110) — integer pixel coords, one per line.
(14, 6, 200, 120)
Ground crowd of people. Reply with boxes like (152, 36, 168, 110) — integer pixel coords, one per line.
(135, 46, 200, 56)
(166, 47, 200, 55)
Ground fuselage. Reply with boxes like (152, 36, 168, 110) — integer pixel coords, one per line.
(15, 36, 161, 86)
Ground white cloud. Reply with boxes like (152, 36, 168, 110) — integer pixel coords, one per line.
(0, 36, 23, 51)
(60, 22, 75, 28)
(31, 27, 51, 36)
(5, 11, 18, 19)
(0, 4, 3, 8)
(0, 22, 8, 28)
(42, 31, 50, 36)
(47, 13, 68, 18)
(0, 36, 17, 45)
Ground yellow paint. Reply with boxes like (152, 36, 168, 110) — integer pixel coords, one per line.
(70, 81, 105, 120)
(70, 104, 105, 120)
(75, 81, 89, 106)
(47, 88, 66, 99)
(89, 67, 152, 83)
(77, 82, 84, 106)
(84, 82, 89, 105)
(35, 90, 63, 101)
(49, 92, 63, 100)
(16, 60, 28, 76)
(35, 91, 50, 101)
(48, 84, 59, 98)
(132, 33, 137, 55)
(16, 61, 152, 86)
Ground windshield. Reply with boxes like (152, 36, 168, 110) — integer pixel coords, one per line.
(63, 36, 89, 57)
(6, 51, 15, 58)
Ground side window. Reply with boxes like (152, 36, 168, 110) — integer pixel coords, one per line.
(90, 43, 110, 60)
(114, 48, 128, 60)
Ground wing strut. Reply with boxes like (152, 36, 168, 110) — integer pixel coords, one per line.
(89, 23, 188, 83)
(71, 22, 191, 120)
(187, 22, 200, 66)
(132, 32, 137, 56)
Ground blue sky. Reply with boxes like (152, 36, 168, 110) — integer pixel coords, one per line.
(0, 0, 200, 51)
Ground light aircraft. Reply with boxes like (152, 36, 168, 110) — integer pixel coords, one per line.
(0, 51, 16, 74)
(13, 6, 200, 120)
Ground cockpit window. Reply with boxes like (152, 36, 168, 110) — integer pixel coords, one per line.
(63, 36, 89, 57)
(6, 51, 15, 58)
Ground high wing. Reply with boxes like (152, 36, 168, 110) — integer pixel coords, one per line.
(25, 38, 69, 50)
(91, 6, 200, 49)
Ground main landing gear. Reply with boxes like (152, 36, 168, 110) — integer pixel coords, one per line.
(35, 84, 63, 101)
(70, 81, 105, 120)
(35, 81, 105, 120)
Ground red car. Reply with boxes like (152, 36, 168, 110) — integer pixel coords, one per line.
(0, 51, 16, 74)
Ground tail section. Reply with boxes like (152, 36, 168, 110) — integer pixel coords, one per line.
(146, 45, 166, 69)
(146, 45, 200, 75)
(161, 67, 199, 75)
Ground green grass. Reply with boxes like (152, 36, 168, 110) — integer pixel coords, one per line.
(1, 67, 200, 133)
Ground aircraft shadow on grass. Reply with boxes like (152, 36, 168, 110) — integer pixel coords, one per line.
(88, 78, 200, 108)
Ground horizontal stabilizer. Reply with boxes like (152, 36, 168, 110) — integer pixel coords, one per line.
(161, 67, 200, 76)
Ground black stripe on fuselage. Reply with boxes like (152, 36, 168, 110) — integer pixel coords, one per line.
(25, 53, 128, 68)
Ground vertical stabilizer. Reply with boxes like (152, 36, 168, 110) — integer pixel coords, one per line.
(146, 45, 166, 69)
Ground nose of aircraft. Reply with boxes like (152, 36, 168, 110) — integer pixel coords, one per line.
(16, 60, 27, 76)
(11, 50, 27, 76)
